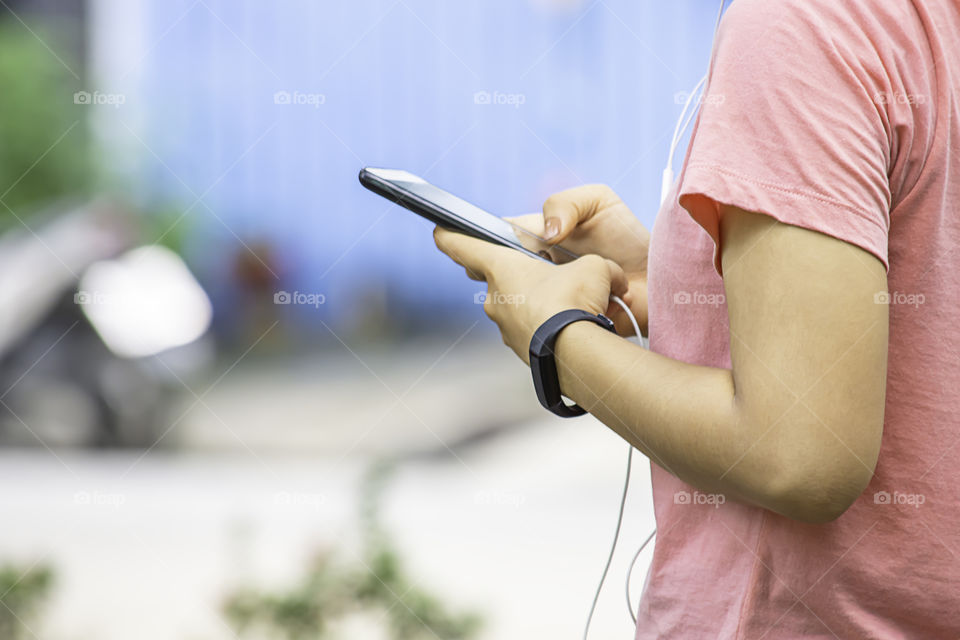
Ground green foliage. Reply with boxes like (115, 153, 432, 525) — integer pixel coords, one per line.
(0, 563, 54, 640)
(224, 460, 483, 640)
(225, 551, 361, 640)
(140, 202, 198, 257)
(0, 21, 89, 224)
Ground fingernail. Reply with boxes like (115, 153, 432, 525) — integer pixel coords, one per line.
(544, 219, 559, 240)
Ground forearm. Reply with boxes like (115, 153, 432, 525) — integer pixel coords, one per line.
(438, 202, 883, 522)
(554, 322, 797, 516)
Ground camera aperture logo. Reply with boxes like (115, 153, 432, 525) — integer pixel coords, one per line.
(274, 90, 326, 108)
(74, 290, 114, 306)
(873, 490, 925, 509)
(74, 491, 126, 508)
(874, 91, 927, 106)
(874, 291, 925, 308)
(474, 291, 525, 306)
(675, 91, 725, 106)
(473, 90, 526, 108)
(274, 290, 326, 308)
(673, 290, 725, 307)
(674, 490, 725, 508)
(274, 491, 325, 510)
(74, 90, 126, 108)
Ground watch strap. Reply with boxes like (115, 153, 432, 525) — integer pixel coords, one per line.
(529, 309, 616, 417)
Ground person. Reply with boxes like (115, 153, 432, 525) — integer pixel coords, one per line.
(434, 0, 960, 637)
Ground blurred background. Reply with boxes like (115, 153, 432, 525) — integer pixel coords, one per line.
(0, 0, 718, 638)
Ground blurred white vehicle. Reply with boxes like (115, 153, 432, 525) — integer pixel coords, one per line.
(0, 201, 213, 448)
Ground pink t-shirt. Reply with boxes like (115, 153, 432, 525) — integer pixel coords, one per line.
(638, 0, 960, 638)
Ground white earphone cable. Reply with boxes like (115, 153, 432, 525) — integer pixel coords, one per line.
(582, 295, 645, 640)
(668, 74, 707, 169)
(586, 2, 728, 636)
(582, 441, 634, 640)
(626, 528, 657, 625)
(661, 0, 727, 206)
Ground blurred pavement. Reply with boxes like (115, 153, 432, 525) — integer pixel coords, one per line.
(0, 338, 657, 640)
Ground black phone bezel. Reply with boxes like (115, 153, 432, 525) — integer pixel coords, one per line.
(359, 168, 555, 263)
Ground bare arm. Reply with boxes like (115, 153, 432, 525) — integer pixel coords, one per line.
(434, 204, 888, 523)
(552, 206, 888, 523)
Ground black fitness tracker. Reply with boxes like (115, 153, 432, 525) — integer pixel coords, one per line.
(529, 309, 617, 418)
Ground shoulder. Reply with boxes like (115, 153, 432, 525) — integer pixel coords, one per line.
(710, 0, 905, 96)
(719, 0, 914, 52)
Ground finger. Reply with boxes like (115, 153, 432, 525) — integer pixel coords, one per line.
(433, 226, 509, 280)
(604, 258, 629, 300)
(503, 213, 545, 236)
(605, 299, 630, 334)
(504, 213, 557, 260)
(542, 184, 614, 243)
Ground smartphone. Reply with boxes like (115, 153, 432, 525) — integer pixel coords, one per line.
(359, 167, 577, 264)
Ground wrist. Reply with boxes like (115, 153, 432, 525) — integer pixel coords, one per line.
(554, 319, 603, 362)
(528, 310, 616, 417)
(529, 301, 598, 342)
(553, 321, 605, 409)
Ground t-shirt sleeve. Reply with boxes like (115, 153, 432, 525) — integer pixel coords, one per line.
(676, 0, 894, 275)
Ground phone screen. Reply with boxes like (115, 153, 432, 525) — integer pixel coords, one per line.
(360, 168, 578, 263)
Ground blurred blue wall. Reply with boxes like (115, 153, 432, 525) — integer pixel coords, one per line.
(131, 0, 719, 332)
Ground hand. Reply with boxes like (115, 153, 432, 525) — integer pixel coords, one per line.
(433, 226, 628, 365)
(508, 184, 650, 336)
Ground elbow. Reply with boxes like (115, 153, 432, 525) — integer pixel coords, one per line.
(778, 478, 869, 524)
(734, 407, 884, 524)
(766, 453, 878, 525)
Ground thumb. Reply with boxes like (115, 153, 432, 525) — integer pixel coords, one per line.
(541, 198, 580, 244)
(541, 184, 610, 243)
(503, 213, 545, 236)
